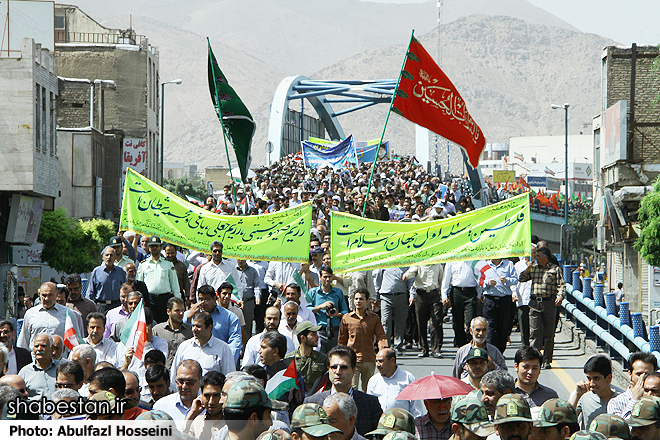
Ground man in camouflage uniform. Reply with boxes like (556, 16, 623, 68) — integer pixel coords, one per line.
(450, 395, 495, 440)
(533, 398, 580, 440)
(493, 394, 534, 440)
(221, 378, 288, 440)
(291, 403, 342, 440)
(367, 408, 417, 440)
(627, 396, 660, 440)
(590, 414, 630, 440)
(382, 433, 417, 440)
(568, 431, 607, 440)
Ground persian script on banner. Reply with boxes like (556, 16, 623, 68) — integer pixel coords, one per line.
(330, 194, 531, 273)
(120, 169, 312, 262)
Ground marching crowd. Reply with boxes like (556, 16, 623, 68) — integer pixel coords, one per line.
(0, 155, 649, 440)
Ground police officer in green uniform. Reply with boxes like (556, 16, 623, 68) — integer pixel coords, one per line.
(136, 236, 180, 323)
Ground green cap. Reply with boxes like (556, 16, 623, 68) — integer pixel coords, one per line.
(224, 378, 288, 411)
(382, 432, 418, 440)
(256, 429, 293, 440)
(291, 403, 342, 437)
(466, 347, 489, 362)
(367, 408, 416, 436)
(493, 394, 533, 425)
(569, 431, 607, 440)
(589, 414, 630, 440)
(534, 399, 578, 427)
(296, 321, 322, 336)
(451, 395, 495, 436)
(627, 396, 660, 427)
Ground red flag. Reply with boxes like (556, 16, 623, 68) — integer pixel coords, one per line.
(519, 176, 530, 189)
(550, 193, 559, 210)
(392, 36, 485, 168)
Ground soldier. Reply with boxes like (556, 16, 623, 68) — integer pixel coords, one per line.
(381, 433, 417, 440)
(533, 398, 580, 440)
(366, 408, 417, 440)
(493, 394, 535, 440)
(291, 403, 342, 440)
(627, 396, 660, 440)
(590, 414, 630, 440)
(451, 395, 495, 440)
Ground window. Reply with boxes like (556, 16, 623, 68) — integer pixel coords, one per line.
(42, 86, 47, 153)
(35, 85, 41, 151)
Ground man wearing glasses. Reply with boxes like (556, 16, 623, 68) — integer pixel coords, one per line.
(55, 360, 84, 392)
(153, 359, 202, 420)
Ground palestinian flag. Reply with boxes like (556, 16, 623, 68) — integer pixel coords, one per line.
(265, 358, 300, 400)
(186, 195, 205, 208)
(63, 308, 84, 350)
(120, 299, 147, 361)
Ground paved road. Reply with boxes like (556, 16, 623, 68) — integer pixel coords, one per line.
(368, 318, 619, 401)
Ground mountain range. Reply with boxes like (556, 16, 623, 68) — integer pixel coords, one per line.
(65, 0, 617, 171)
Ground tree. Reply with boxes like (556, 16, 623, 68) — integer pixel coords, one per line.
(634, 178, 660, 266)
(38, 208, 115, 273)
(163, 174, 207, 201)
(568, 206, 597, 257)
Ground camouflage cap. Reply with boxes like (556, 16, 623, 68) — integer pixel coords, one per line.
(291, 403, 342, 437)
(466, 347, 489, 362)
(569, 430, 607, 440)
(382, 432, 418, 440)
(256, 429, 294, 440)
(627, 396, 660, 427)
(534, 399, 578, 427)
(493, 394, 533, 425)
(367, 408, 416, 436)
(451, 395, 495, 436)
(589, 414, 630, 440)
(223, 378, 287, 411)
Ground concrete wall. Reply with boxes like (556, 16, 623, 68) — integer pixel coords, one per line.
(0, 38, 59, 199)
(56, 5, 121, 39)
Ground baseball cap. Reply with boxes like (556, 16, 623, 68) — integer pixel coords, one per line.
(257, 430, 293, 440)
(535, 399, 578, 427)
(109, 236, 122, 247)
(627, 396, 660, 427)
(493, 394, 533, 425)
(224, 378, 287, 411)
(291, 403, 341, 437)
(296, 321, 322, 337)
(569, 431, 607, 440)
(451, 395, 495, 436)
(465, 347, 489, 363)
(367, 408, 416, 436)
(590, 414, 630, 440)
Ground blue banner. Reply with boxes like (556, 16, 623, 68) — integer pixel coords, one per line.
(355, 141, 389, 163)
(302, 135, 356, 169)
(527, 176, 547, 187)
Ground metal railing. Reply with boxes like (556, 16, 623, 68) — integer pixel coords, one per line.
(55, 31, 147, 46)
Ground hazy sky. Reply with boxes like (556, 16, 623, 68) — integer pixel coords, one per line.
(369, 0, 660, 46)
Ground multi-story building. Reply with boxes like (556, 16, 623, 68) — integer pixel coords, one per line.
(593, 44, 660, 317)
(55, 3, 160, 219)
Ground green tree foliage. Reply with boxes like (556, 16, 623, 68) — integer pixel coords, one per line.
(568, 207, 597, 256)
(38, 208, 115, 273)
(634, 178, 660, 266)
(163, 175, 207, 201)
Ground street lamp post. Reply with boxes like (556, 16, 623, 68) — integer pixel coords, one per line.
(552, 103, 569, 261)
(161, 79, 183, 183)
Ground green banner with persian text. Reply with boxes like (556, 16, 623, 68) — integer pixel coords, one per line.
(120, 168, 311, 262)
(331, 194, 531, 273)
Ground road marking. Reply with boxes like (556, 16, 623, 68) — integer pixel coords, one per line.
(550, 361, 577, 394)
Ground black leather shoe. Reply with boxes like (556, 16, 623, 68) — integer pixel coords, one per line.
(418, 352, 429, 358)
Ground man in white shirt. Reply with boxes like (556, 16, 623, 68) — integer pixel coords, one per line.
(153, 359, 202, 420)
(197, 241, 243, 296)
(513, 257, 532, 347)
(242, 306, 295, 367)
(278, 301, 300, 350)
(83, 312, 119, 366)
(279, 284, 316, 325)
(403, 264, 444, 358)
(367, 348, 425, 417)
(442, 261, 479, 347)
(170, 311, 235, 387)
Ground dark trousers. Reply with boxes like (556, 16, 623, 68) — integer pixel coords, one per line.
(149, 293, 173, 323)
(96, 302, 120, 315)
(254, 288, 269, 333)
(483, 295, 512, 354)
(529, 298, 557, 363)
(518, 305, 530, 347)
(450, 286, 478, 347)
(404, 303, 418, 346)
(319, 326, 338, 355)
(415, 289, 444, 354)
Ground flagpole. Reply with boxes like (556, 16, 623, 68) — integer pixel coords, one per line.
(362, 30, 415, 217)
(208, 38, 239, 213)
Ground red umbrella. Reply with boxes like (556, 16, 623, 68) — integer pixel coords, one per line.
(396, 375, 474, 401)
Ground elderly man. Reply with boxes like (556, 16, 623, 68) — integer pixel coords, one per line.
(136, 236, 180, 323)
(0, 375, 29, 400)
(324, 393, 366, 440)
(87, 246, 127, 314)
(415, 395, 453, 440)
(17, 282, 84, 350)
(453, 317, 507, 379)
(480, 370, 516, 418)
(19, 333, 59, 399)
(153, 359, 202, 420)
(70, 344, 96, 397)
(243, 306, 295, 367)
(51, 335, 64, 361)
(367, 348, 425, 417)
(279, 301, 300, 349)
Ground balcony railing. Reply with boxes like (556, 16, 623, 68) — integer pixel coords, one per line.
(55, 31, 146, 46)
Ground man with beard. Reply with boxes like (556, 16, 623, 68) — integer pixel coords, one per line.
(463, 348, 489, 390)
(514, 347, 558, 408)
(493, 394, 534, 440)
(0, 321, 31, 374)
(63, 273, 97, 327)
(627, 396, 660, 440)
(480, 370, 515, 420)
(286, 321, 326, 392)
(153, 297, 193, 370)
(165, 244, 190, 300)
(453, 317, 507, 379)
(243, 306, 295, 367)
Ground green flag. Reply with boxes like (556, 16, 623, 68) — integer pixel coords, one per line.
(207, 38, 255, 183)
(291, 271, 309, 303)
(224, 274, 241, 303)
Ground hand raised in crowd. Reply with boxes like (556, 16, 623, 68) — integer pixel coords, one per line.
(632, 372, 646, 400)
